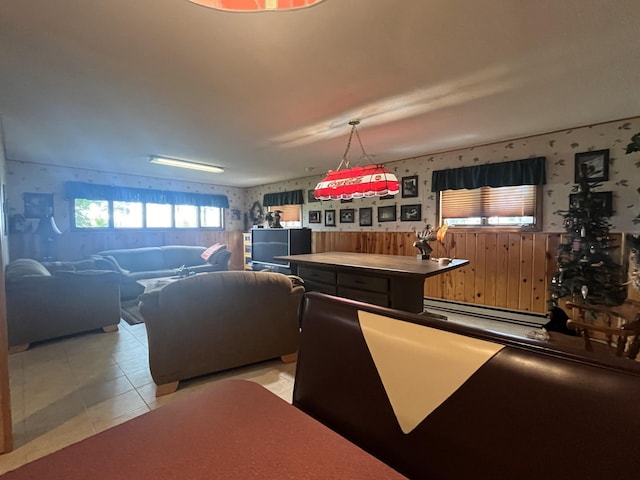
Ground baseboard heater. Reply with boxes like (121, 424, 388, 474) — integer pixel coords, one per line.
(423, 298, 547, 328)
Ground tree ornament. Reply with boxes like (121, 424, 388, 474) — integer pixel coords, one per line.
(580, 226, 586, 237)
(581, 285, 588, 299)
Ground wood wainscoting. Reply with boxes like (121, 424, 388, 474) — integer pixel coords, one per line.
(312, 230, 636, 315)
(312, 231, 630, 315)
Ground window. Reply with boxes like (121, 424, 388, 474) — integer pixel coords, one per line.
(113, 201, 143, 228)
(74, 199, 109, 228)
(146, 203, 172, 228)
(267, 205, 301, 228)
(201, 206, 223, 228)
(67, 182, 229, 230)
(73, 198, 224, 230)
(175, 204, 198, 228)
(440, 185, 539, 227)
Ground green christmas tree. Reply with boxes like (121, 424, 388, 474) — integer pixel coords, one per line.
(548, 165, 626, 308)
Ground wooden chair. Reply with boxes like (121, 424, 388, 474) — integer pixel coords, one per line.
(566, 299, 640, 360)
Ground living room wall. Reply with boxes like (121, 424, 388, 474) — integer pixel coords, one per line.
(4, 163, 248, 266)
(245, 117, 640, 313)
(246, 116, 640, 234)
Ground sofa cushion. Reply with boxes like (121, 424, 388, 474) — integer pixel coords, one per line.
(99, 248, 164, 273)
(6, 259, 51, 279)
(161, 245, 208, 269)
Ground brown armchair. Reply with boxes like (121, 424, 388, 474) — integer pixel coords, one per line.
(5, 258, 121, 352)
(566, 299, 640, 359)
(139, 270, 304, 396)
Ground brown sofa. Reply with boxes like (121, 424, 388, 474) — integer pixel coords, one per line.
(96, 245, 231, 280)
(293, 292, 640, 479)
(139, 270, 304, 395)
(5, 258, 121, 352)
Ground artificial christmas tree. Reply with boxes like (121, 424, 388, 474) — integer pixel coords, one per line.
(548, 162, 626, 309)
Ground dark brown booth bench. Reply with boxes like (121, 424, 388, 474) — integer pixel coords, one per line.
(3, 293, 639, 479)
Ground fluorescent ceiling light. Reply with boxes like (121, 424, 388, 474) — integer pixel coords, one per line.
(150, 156, 224, 174)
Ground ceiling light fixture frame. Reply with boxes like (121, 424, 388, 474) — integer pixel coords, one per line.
(150, 155, 224, 174)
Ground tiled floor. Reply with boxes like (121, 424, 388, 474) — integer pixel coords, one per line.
(0, 320, 296, 475)
(0, 310, 541, 475)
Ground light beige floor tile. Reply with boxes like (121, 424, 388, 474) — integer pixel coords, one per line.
(79, 375, 136, 408)
(124, 367, 154, 389)
(69, 363, 126, 385)
(84, 389, 147, 425)
(22, 412, 96, 464)
(115, 356, 149, 376)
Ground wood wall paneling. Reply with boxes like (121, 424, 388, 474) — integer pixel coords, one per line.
(308, 230, 610, 315)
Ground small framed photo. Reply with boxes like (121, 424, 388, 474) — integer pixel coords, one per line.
(339, 208, 355, 223)
(378, 205, 396, 222)
(575, 149, 609, 182)
(401, 175, 419, 198)
(24, 192, 54, 219)
(400, 204, 422, 221)
(569, 191, 613, 216)
(307, 189, 320, 203)
(325, 209, 336, 227)
(359, 207, 373, 227)
(309, 210, 321, 223)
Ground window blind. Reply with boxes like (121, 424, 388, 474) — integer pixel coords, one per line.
(442, 185, 536, 219)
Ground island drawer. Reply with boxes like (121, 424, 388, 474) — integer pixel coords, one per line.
(298, 266, 336, 285)
(337, 272, 388, 293)
(337, 286, 389, 307)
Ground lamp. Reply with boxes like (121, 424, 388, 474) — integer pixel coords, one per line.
(313, 120, 399, 201)
(34, 210, 62, 261)
(186, 0, 326, 12)
(150, 156, 224, 174)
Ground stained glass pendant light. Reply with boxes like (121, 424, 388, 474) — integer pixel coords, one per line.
(313, 121, 399, 201)
(187, 0, 326, 12)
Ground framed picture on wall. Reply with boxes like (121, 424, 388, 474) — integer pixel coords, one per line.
(400, 204, 422, 221)
(339, 208, 355, 223)
(359, 207, 373, 227)
(307, 189, 320, 203)
(569, 191, 613, 216)
(401, 175, 419, 198)
(378, 205, 396, 222)
(24, 192, 54, 219)
(309, 210, 321, 223)
(325, 209, 336, 227)
(575, 149, 609, 182)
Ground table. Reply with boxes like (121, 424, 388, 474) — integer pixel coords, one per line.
(275, 252, 468, 314)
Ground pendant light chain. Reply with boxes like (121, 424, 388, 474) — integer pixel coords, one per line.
(353, 123, 373, 164)
(339, 120, 372, 170)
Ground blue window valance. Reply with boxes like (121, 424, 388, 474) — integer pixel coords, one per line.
(431, 157, 546, 192)
(64, 181, 229, 208)
(263, 189, 304, 207)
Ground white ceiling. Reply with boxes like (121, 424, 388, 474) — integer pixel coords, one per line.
(1, 0, 639, 188)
